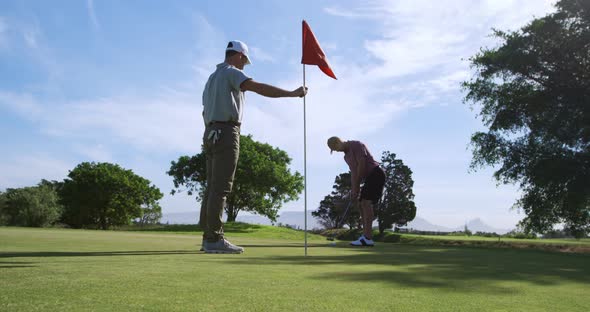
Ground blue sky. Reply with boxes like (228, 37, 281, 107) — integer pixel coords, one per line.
(0, 0, 556, 229)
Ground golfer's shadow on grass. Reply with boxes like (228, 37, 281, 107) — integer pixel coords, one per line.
(0, 260, 38, 269)
(0, 250, 200, 258)
(239, 243, 328, 248)
(0, 243, 328, 258)
(219, 244, 590, 294)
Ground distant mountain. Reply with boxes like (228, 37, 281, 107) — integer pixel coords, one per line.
(161, 211, 199, 225)
(162, 211, 512, 234)
(403, 217, 455, 232)
(237, 210, 323, 230)
(454, 218, 512, 234)
(270, 211, 322, 230)
(161, 210, 322, 230)
(403, 217, 511, 234)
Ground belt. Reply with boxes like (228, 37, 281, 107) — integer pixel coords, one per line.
(208, 120, 241, 127)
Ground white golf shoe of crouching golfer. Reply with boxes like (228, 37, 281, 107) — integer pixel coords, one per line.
(204, 238, 245, 254)
(350, 235, 374, 247)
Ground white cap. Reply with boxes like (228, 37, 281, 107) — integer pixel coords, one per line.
(226, 40, 251, 65)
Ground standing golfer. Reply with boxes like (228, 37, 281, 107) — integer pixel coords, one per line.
(200, 40, 308, 253)
(327, 136, 385, 246)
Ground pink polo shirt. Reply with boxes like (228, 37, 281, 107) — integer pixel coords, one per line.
(343, 141, 379, 181)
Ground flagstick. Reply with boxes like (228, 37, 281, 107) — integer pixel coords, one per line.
(303, 64, 308, 257)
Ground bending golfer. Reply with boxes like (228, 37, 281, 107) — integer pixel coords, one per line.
(200, 40, 308, 254)
(327, 136, 385, 246)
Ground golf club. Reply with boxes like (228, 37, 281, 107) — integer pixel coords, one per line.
(337, 199, 353, 229)
(327, 197, 354, 243)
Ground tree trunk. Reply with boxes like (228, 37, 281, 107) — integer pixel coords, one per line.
(100, 206, 108, 230)
(226, 205, 238, 222)
(378, 220, 385, 235)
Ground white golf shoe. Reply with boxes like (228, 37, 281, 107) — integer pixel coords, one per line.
(350, 235, 375, 247)
(204, 238, 245, 254)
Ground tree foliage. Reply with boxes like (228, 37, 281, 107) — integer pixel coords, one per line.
(167, 135, 304, 222)
(312, 173, 361, 229)
(375, 151, 416, 234)
(0, 180, 63, 227)
(136, 202, 163, 227)
(462, 0, 590, 236)
(60, 162, 163, 229)
(0, 191, 6, 225)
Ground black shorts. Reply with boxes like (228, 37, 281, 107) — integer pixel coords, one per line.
(360, 166, 385, 204)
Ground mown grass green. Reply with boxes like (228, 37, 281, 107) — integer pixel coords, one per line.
(399, 233, 590, 245)
(1, 226, 589, 311)
(123, 222, 326, 241)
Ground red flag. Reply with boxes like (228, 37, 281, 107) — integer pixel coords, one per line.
(301, 20, 337, 80)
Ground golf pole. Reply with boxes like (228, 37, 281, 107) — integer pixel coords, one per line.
(303, 64, 308, 256)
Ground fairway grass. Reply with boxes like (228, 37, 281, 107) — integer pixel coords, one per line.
(1, 227, 589, 311)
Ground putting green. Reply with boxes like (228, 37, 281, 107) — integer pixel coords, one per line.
(1, 227, 589, 311)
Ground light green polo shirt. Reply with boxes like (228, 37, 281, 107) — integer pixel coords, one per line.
(202, 62, 251, 125)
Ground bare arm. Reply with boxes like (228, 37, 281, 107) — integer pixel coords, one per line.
(350, 162, 364, 199)
(351, 157, 367, 199)
(241, 79, 308, 98)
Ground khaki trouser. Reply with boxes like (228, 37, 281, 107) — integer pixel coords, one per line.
(199, 123, 240, 242)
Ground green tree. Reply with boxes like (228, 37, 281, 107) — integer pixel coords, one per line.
(0, 181, 63, 227)
(312, 173, 361, 229)
(375, 151, 416, 234)
(136, 202, 163, 227)
(60, 162, 163, 229)
(462, 0, 590, 237)
(167, 135, 304, 222)
(0, 191, 6, 225)
(464, 225, 473, 237)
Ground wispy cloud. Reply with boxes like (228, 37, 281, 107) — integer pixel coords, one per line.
(323, 4, 387, 20)
(0, 154, 73, 189)
(0, 89, 202, 154)
(250, 46, 276, 63)
(86, 0, 100, 31)
(187, 13, 227, 80)
(17, 17, 63, 82)
(23, 27, 39, 49)
(0, 17, 7, 49)
(0, 91, 44, 118)
(0, 13, 221, 157)
(73, 143, 113, 163)
(327, 0, 556, 80)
